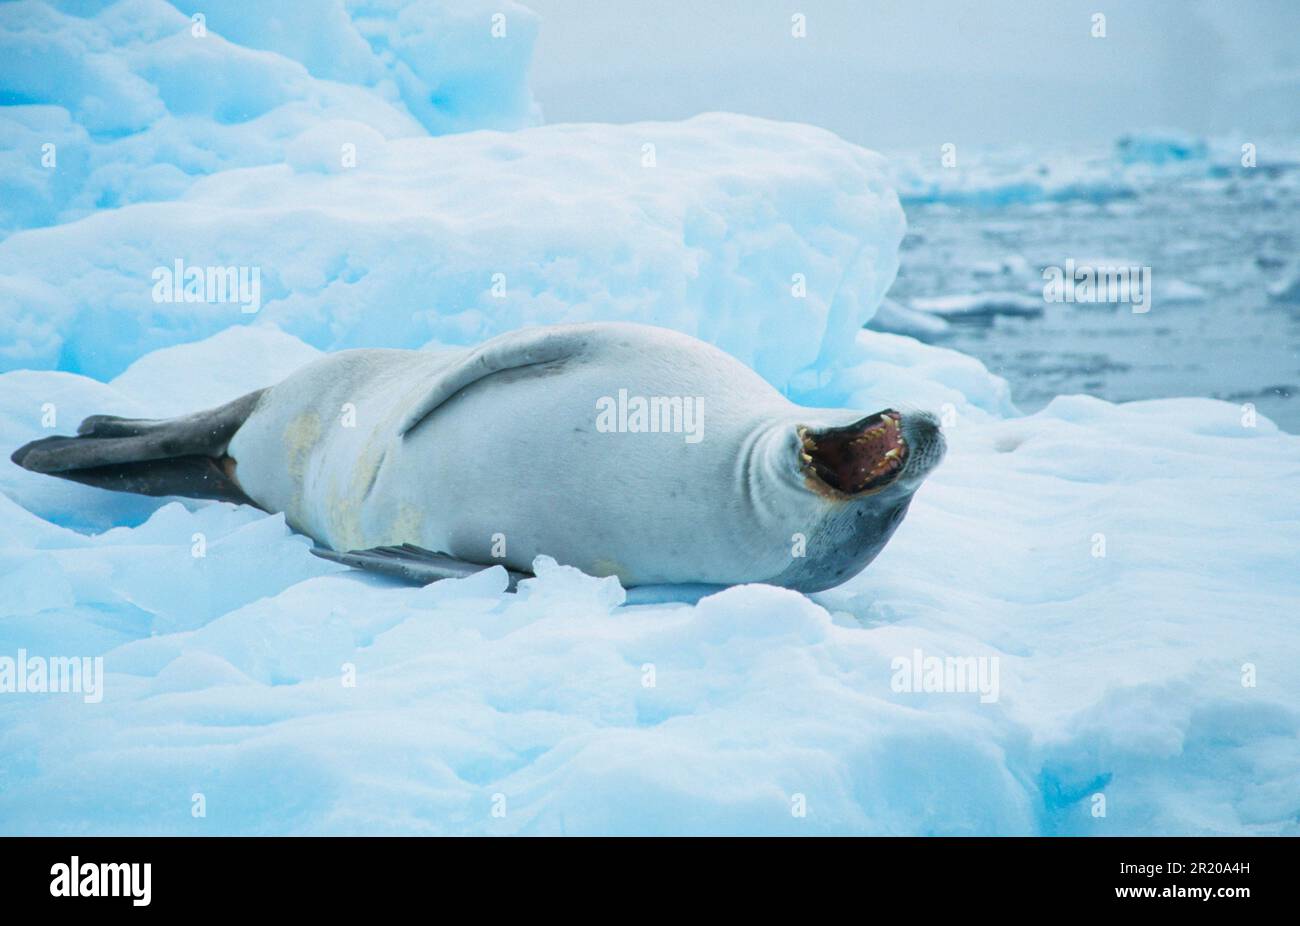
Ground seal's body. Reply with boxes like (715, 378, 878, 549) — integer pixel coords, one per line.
(14, 323, 945, 592)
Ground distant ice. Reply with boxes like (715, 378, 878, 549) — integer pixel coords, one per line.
(887, 145, 1135, 208)
(885, 133, 1300, 209)
(1115, 130, 1208, 166)
(1158, 278, 1208, 303)
(910, 292, 1044, 320)
(867, 298, 951, 339)
(1268, 271, 1300, 303)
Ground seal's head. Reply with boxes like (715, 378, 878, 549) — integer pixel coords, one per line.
(796, 408, 945, 500)
(767, 408, 945, 593)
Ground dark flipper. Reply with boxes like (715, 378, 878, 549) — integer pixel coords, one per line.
(313, 544, 730, 603)
(10, 389, 266, 505)
(311, 543, 529, 590)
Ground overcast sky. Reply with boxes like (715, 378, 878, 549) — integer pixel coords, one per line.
(524, 0, 1300, 149)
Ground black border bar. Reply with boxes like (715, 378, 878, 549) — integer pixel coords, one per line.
(0, 835, 1288, 912)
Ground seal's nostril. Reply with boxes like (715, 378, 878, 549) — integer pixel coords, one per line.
(910, 412, 940, 437)
(899, 412, 947, 479)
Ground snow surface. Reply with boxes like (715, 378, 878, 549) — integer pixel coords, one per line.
(1, 2, 1298, 836)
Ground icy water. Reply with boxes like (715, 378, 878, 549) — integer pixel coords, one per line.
(887, 160, 1300, 432)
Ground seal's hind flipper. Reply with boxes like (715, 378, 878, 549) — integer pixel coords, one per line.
(311, 543, 528, 590)
(75, 414, 170, 438)
(10, 389, 265, 505)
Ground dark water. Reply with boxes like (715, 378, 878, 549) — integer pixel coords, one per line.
(888, 166, 1300, 432)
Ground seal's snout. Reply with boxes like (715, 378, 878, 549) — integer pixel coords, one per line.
(898, 410, 946, 482)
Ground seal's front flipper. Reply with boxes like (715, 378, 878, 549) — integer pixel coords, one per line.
(397, 324, 600, 437)
(10, 390, 265, 505)
(623, 583, 729, 606)
(311, 543, 529, 590)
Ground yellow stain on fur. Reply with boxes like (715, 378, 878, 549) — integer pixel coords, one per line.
(283, 410, 321, 526)
(589, 558, 630, 583)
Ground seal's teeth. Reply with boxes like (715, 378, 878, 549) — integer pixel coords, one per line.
(800, 452, 813, 464)
(884, 448, 899, 459)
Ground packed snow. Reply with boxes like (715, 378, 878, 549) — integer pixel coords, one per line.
(1, 1, 1298, 836)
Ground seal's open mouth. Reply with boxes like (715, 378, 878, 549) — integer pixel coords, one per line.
(798, 409, 908, 497)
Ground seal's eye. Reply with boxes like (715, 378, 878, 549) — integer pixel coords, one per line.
(798, 410, 907, 496)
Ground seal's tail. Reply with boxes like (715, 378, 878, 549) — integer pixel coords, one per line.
(10, 389, 266, 505)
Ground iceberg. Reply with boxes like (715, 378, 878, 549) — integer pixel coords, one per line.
(0, 0, 539, 234)
(0, 112, 903, 389)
